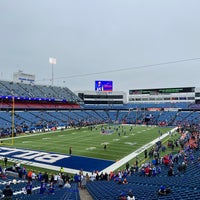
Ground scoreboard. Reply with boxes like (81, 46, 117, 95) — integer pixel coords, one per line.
(128, 87, 195, 103)
(129, 87, 195, 95)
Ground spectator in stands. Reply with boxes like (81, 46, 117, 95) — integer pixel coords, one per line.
(63, 180, 71, 188)
(22, 166, 27, 179)
(43, 172, 49, 184)
(182, 161, 187, 173)
(99, 172, 106, 180)
(74, 173, 80, 185)
(145, 166, 151, 177)
(3, 184, 13, 200)
(81, 175, 86, 189)
(95, 172, 100, 181)
(103, 172, 109, 181)
(123, 178, 128, 184)
(54, 173, 59, 184)
(27, 169, 33, 181)
(39, 179, 46, 194)
(50, 174, 54, 184)
(119, 192, 126, 200)
(90, 171, 96, 181)
(26, 180, 32, 195)
(158, 185, 171, 195)
(152, 165, 157, 176)
(168, 165, 174, 176)
(127, 190, 135, 200)
(58, 176, 64, 188)
(48, 182, 55, 195)
(37, 172, 43, 181)
(85, 173, 90, 182)
(31, 170, 37, 180)
(163, 155, 170, 166)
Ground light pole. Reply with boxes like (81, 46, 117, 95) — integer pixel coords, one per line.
(49, 57, 56, 86)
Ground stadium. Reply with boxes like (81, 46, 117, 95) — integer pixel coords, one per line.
(2, 1, 200, 199)
(0, 71, 199, 200)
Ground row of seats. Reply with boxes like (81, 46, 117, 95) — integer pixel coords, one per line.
(86, 147, 200, 199)
(2, 110, 200, 133)
(0, 80, 82, 103)
(0, 174, 80, 200)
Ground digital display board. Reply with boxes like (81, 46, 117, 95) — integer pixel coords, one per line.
(129, 87, 195, 95)
(95, 80, 113, 92)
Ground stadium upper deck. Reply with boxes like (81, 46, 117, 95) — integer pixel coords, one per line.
(0, 80, 82, 103)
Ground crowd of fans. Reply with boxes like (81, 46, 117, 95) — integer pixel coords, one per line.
(85, 123, 200, 199)
(0, 122, 199, 199)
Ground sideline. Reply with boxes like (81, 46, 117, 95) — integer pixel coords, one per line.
(101, 127, 177, 174)
(0, 129, 69, 141)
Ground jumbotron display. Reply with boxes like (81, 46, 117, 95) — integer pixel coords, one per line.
(95, 80, 113, 92)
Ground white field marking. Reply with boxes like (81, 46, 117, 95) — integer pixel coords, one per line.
(86, 147, 96, 150)
(131, 134, 135, 136)
(22, 141, 32, 143)
(113, 139, 120, 141)
(123, 136, 129, 138)
(0, 125, 104, 142)
(124, 142, 137, 146)
(72, 132, 77, 135)
(0, 130, 63, 141)
(58, 135, 64, 137)
(83, 131, 87, 132)
(42, 138, 50, 140)
(101, 142, 109, 145)
(102, 127, 177, 175)
(137, 131, 141, 133)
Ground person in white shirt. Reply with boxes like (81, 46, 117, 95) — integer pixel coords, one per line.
(63, 181, 71, 188)
(127, 190, 135, 200)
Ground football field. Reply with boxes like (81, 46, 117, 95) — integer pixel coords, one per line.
(0, 125, 173, 173)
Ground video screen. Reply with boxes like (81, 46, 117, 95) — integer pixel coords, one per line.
(95, 80, 113, 92)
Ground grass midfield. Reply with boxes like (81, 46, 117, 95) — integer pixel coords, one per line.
(1, 125, 172, 162)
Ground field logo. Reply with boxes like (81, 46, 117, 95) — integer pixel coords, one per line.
(0, 147, 69, 164)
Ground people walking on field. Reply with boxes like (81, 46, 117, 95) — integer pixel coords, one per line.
(69, 147, 72, 155)
(144, 149, 148, 158)
(4, 157, 8, 167)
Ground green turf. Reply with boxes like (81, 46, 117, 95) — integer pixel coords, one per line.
(2, 125, 172, 162)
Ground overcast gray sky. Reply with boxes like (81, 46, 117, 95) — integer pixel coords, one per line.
(1, 0, 200, 93)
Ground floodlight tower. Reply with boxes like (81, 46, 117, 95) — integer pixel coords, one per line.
(49, 57, 56, 86)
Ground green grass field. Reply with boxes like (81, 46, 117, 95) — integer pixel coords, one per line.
(2, 125, 172, 162)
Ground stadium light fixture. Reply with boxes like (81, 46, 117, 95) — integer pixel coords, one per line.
(49, 57, 56, 86)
